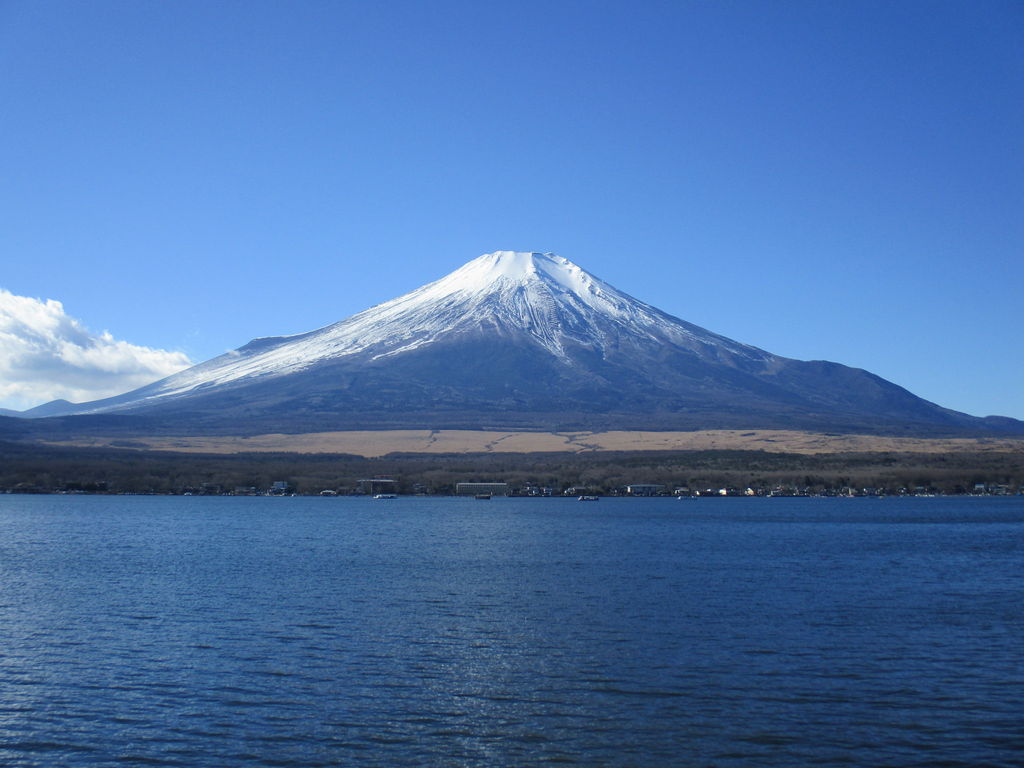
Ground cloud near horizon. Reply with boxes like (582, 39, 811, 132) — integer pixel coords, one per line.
(0, 289, 193, 411)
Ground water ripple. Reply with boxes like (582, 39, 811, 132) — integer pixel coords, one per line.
(1, 495, 1022, 766)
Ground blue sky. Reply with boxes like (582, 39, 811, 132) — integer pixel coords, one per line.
(1, 0, 1022, 418)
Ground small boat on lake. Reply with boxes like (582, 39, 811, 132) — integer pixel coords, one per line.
(374, 493, 397, 499)
(578, 495, 599, 501)
(474, 493, 492, 500)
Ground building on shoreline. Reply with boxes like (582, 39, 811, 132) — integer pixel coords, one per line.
(455, 482, 509, 496)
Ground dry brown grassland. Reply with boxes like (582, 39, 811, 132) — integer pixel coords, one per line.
(47, 429, 1024, 458)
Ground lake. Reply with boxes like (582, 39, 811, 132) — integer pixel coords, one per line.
(1, 495, 1022, 766)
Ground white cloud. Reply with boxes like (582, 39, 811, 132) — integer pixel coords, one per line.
(0, 289, 192, 412)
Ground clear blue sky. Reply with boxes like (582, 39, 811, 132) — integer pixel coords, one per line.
(1, 0, 1022, 418)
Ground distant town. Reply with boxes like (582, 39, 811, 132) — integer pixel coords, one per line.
(3, 440, 1021, 498)
(5, 478, 1022, 498)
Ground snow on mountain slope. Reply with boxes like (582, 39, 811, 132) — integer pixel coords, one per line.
(28, 250, 1024, 436)
(78, 252, 774, 412)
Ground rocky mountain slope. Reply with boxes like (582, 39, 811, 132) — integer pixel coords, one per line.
(15, 251, 1023, 437)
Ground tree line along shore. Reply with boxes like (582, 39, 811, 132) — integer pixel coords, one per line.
(2, 441, 1022, 497)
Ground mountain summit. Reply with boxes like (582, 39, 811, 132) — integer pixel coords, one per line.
(185, 249, 768, 381)
(27, 251, 1023, 436)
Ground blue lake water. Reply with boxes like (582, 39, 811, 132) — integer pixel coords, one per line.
(1, 495, 1022, 766)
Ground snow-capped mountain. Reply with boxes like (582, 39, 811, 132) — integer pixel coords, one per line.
(24, 252, 1023, 436)
(79, 251, 774, 408)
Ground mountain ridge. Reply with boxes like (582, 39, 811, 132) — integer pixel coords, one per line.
(10, 251, 1024, 438)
